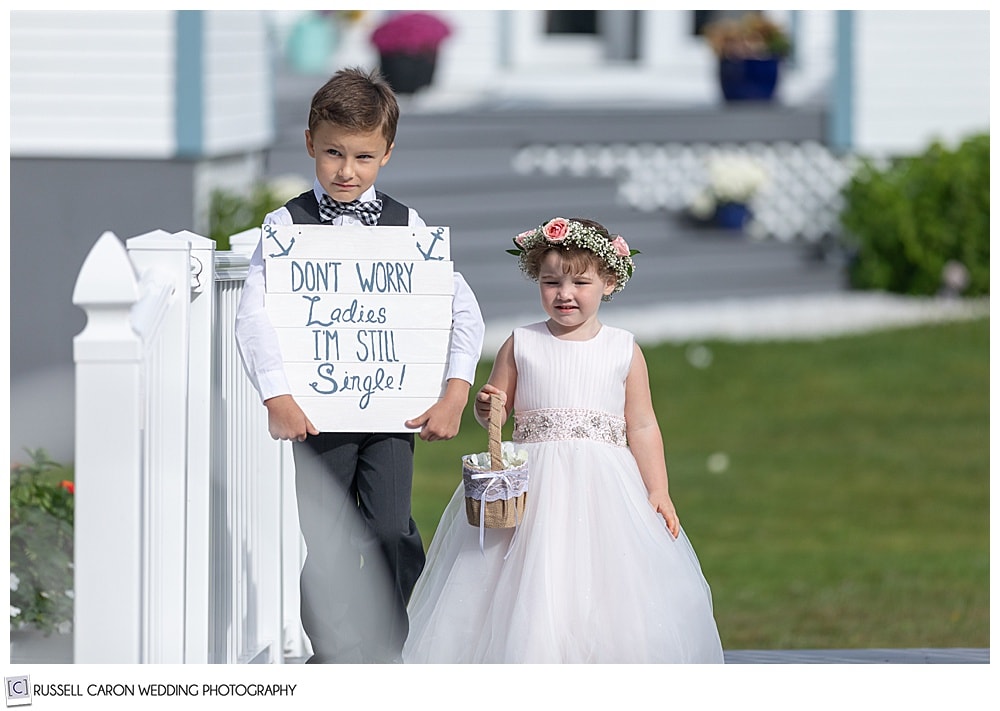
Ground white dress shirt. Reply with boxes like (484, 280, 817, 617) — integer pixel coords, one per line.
(235, 181, 485, 404)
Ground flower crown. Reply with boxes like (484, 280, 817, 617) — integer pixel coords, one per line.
(507, 217, 638, 298)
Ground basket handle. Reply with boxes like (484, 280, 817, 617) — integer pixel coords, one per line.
(488, 393, 504, 471)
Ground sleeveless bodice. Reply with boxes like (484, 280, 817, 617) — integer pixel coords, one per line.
(512, 322, 633, 447)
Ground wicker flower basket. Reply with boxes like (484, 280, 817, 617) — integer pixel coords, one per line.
(462, 394, 529, 529)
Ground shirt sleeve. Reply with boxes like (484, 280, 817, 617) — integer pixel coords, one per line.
(234, 206, 293, 402)
(447, 271, 486, 385)
(409, 208, 485, 385)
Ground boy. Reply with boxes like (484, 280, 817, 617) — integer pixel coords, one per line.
(235, 67, 485, 663)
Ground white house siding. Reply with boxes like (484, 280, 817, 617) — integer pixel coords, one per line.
(10, 10, 274, 160)
(779, 10, 837, 105)
(201, 11, 273, 156)
(853, 11, 989, 156)
(432, 10, 501, 94)
(10, 11, 176, 158)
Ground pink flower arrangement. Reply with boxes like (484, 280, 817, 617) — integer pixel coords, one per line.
(542, 218, 569, 241)
(370, 11, 452, 55)
(611, 235, 631, 257)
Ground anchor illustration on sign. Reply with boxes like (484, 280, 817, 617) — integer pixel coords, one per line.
(264, 224, 294, 258)
(417, 227, 446, 261)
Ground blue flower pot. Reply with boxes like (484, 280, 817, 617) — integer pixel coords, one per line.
(718, 57, 780, 102)
(714, 202, 751, 230)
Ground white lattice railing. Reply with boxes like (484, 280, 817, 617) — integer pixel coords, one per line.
(513, 141, 862, 243)
(72, 228, 306, 663)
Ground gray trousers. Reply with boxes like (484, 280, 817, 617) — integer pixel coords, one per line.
(292, 432, 425, 663)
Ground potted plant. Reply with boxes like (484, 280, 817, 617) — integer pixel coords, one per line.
(286, 11, 367, 75)
(10, 449, 75, 655)
(687, 153, 769, 231)
(369, 11, 452, 95)
(703, 12, 792, 102)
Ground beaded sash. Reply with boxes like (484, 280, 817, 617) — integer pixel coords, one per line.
(513, 408, 627, 448)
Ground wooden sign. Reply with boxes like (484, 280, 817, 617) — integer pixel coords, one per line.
(263, 224, 453, 432)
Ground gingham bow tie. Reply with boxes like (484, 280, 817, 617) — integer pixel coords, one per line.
(318, 194, 382, 226)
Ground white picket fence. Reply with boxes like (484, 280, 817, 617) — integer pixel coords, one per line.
(71, 228, 309, 663)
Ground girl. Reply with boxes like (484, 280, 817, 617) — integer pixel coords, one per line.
(403, 217, 724, 663)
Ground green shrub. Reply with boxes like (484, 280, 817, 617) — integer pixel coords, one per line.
(839, 132, 989, 296)
(10, 450, 75, 636)
(208, 175, 311, 250)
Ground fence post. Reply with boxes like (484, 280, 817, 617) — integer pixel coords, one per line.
(126, 229, 193, 662)
(177, 230, 216, 663)
(72, 232, 145, 663)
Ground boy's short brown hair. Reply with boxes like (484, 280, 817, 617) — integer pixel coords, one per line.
(308, 66, 400, 148)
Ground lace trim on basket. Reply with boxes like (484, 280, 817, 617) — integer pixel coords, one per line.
(462, 464, 529, 502)
(513, 408, 627, 447)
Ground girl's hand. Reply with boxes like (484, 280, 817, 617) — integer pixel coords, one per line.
(648, 490, 680, 539)
(474, 384, 507, 423)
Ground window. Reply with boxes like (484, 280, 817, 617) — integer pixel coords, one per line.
(693, 10, 756, 36)
(545, 10, 597, 35)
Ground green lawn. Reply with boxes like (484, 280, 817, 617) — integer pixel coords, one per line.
(411, 317, 990, 650)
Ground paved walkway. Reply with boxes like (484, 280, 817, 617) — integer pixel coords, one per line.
(12, 645, 991, 664)
(15, 643, 988, 664)
(723, 648, 988, 664)
(284, 648, 989, 664)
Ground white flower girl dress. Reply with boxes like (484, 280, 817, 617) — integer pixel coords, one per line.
(403, 322, 724, 663)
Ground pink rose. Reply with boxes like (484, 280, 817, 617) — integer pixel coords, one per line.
(542, 218, 569, 241)
(611, 235, 630, 257)
(514, 230, 534, 247)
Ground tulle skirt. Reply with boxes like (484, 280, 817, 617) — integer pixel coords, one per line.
(403, 438, 724, 663)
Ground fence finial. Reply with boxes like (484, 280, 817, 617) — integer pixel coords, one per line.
(72, 231, 139, 306)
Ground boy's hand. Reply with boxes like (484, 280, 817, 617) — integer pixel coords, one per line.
(406, 379, 470, 441)
(264, 394, 319, 442)
(648, 489, 680, 539)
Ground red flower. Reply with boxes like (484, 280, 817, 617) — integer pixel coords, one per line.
(60, 480, 75, 495)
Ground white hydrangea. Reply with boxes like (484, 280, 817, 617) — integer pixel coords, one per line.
(707, 154, 768, 203)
